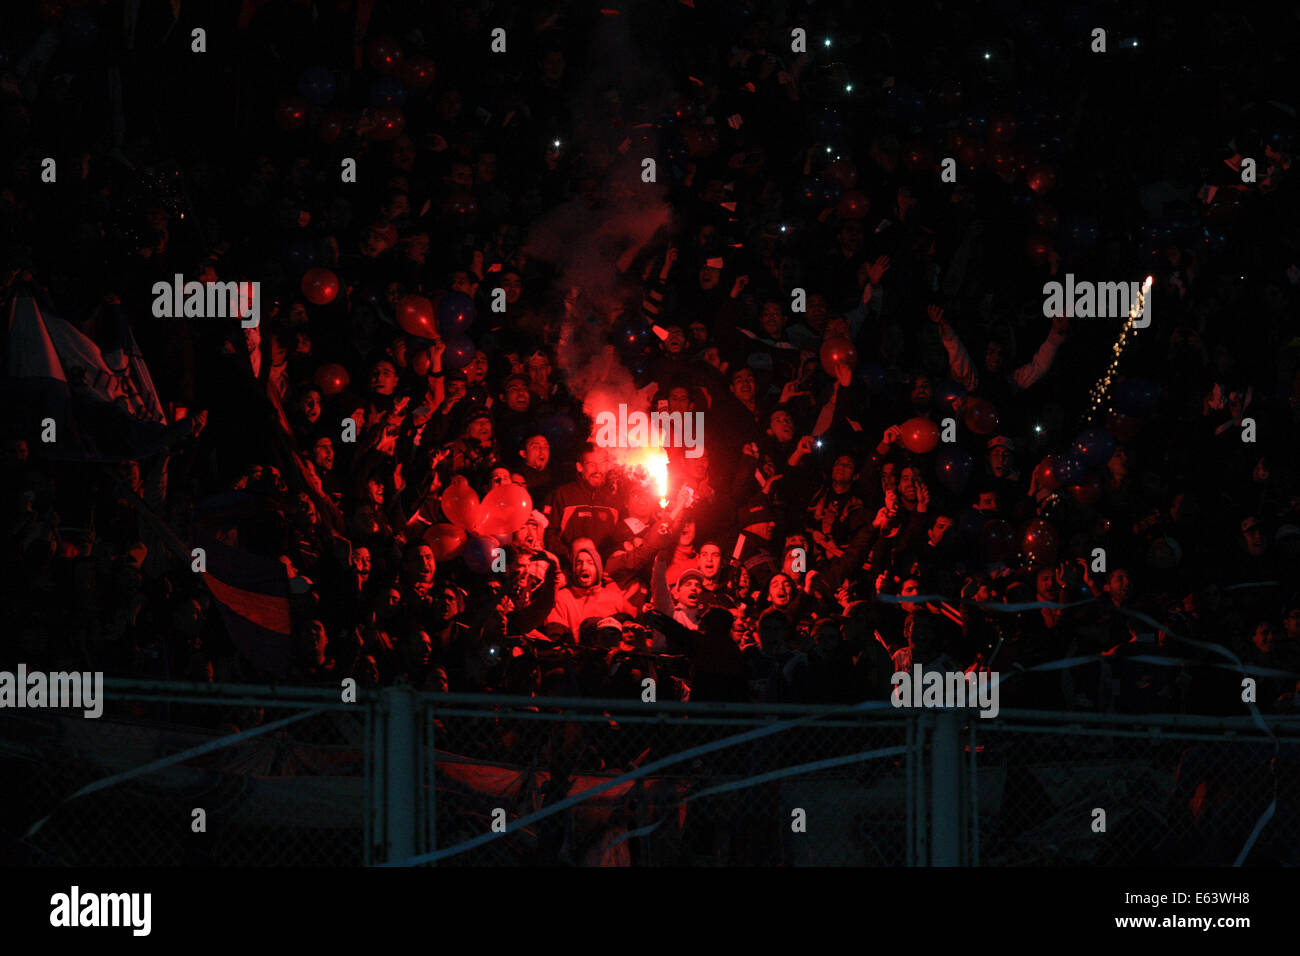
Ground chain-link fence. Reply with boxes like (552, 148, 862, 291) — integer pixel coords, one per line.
(970, 711, 1300, 866)
(3, 681, 370, 866)
(421, 696, 916, 866)
(5, 680, 1299, 867)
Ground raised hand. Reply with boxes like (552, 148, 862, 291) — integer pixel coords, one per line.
(865, 255, 891, 286)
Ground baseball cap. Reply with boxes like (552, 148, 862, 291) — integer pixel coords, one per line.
(988, 435, 1015, 452)
(675, 568, 706, 589)
(738, 499, 775, 526)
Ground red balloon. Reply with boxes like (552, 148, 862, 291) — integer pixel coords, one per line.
(319, 111, 351, 144)
(301, 268, 339, 305)
(367, 37, 404, 75)
(1025, 235, 1054, 265)
(474, 483, 534, 536)
(402, 56, 437, 89)
(397, 294, 437, 338)
(819, 336, 858, 377)
(989, 112, 1018, 143)
(988, 147, 1014, 177)
(963, 397, 999, 435)
(936, 79, 963, 107)
(683, 124, 720, 157)
(1027, 164, 1057, 195)
(900, 417, 940, 454)
(1020, 518, 1059, 565)
(957, 140, 986, 169)
(1106, 412, 1141, 442)
(825, 159, 859, 190)
(836, 190, 869, 220)
(978, 519, 1017, 564)
(1033, 455, 1061, 492)
(1070, 473, 1103, 507)
(423, 523, 467, 560)
(441, 476, 481, 530)
(1033, 203, 1059, 233)
(443, 191, 478, 219)
(313, 363, 349, 397)
(274, 95, 310, 132)
(367, 106, 406, 141)
(902, 142, 935, 171)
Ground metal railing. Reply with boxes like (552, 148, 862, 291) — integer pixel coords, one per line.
(6, 680, 1298, 866)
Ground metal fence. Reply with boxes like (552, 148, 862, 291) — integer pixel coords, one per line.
(4, 680, 1298, 866)
(970, 710, 1300, 867)
(413, 694, 917, 866)
(4, 682, 370, 866)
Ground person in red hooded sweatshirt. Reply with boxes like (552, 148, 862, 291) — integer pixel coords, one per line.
(546, 538, 635, 642)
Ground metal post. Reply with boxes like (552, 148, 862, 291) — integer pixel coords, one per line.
(905, 715, 917, 866)
(914, 715, 928, 865)
(426, 703, 436, 865)
(381, 686, 417, 865)
(929, 709, 963, 865)
(969, 719, 980, 866)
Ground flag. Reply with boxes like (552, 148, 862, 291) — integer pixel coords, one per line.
(195, 528, 293, 677)
(5, 294, 174, 460)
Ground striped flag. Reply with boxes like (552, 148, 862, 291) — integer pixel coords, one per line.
(195, 528, 293, 677)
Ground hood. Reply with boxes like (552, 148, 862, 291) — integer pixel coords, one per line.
(570, 537, 604, 587)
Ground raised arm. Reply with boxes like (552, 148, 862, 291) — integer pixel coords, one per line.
(928, 305, 979, 393)
(1011, 316, 1069, 391)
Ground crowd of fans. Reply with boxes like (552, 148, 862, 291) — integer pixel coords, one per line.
(3, 1, 1300, 720)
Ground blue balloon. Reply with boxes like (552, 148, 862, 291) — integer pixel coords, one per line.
(1113, 379, 1159, 417)
(283, 237, 317, 275)
(370, 76, 407, 108)
(1014, 11, 1042, 36)
(442, 335, 475, 370)
(539, 413, 577, 449)
(612, 315, 651, 353)
(1009, 186, 1036, 209)
(816, 106, 843, 134)
(817, 179, 841, 205)
(956, 507, 984, 540)
(961, 111, 987, 137)
(463, 534, 500, 573)
(298, 67, 336, 106)
(1054, 453, 1086, 485)
(935, 447, 975, 494)
(63, 9, 99, 50)
(1062, 216, 1098, 247)
(889, 87, 926, 123)
(797, 177, 825, 208)
(1071, 427, 1115, 466)
(436, 291, 475, 337)
(855, 363, 886, 394)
